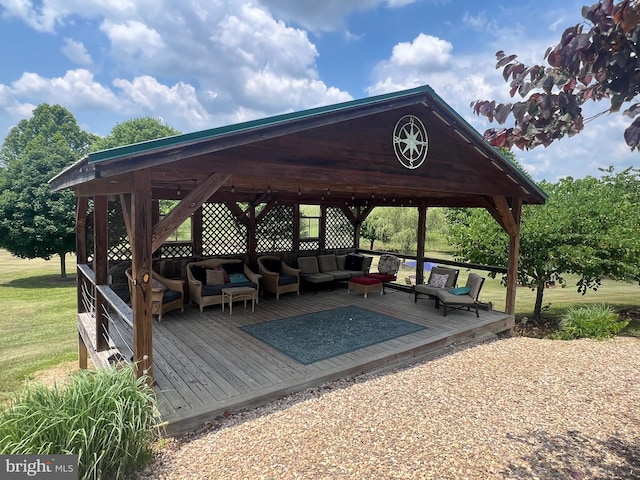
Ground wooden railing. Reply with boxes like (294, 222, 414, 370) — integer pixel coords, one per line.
(77, 264, 133, 368)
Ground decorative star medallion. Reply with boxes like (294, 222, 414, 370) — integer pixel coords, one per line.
(393, 114, 428, 169)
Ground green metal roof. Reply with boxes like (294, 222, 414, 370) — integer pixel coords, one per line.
(88, 85, 436, 164)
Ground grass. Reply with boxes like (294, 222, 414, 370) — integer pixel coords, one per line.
(0, 365, 161, 479)
(0, 250, 77, 402)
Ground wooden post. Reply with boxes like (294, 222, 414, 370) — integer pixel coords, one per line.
(130, 170, 154, 381)
(78, 332, 88, 370)
(76, 197, 89, 370)
(505, 198, 522, 315)
(76, 198, 88, 314)
(192, 206, 203, 257)
(416, 201, 428, 284)
(93, 195, 109, 351)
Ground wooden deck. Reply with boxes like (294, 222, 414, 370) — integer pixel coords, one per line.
(100, 285, 514, 435)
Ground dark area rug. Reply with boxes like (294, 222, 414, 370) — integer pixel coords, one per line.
(240, 305, 426, 365)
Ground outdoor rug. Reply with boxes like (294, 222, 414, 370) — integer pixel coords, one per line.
(240, 305, 425, 365)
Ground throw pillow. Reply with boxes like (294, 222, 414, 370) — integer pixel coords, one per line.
(448, 286, 471, 295)
(428, 273, 449, 288)
(228, 273, 249, 283)
(345, 254, 364, 271)
(211, 266, 229, 283)
(222, 262, 245, 275)
(206, 268, 226, 286)
(190, 265, 207, 283)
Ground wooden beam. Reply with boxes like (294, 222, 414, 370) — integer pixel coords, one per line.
(93, 195, 109, 351)
(490, 195, 518, 237)
(74, 175, 132, 197)
(255, 198, 278, 224)
(152, 173, 231, 253)
(131, 169, 154, 381)
(119, 193, 133, 244)
(505, 198, 522, 316)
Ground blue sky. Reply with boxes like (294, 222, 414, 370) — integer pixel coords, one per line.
(0, 0, 636, 181)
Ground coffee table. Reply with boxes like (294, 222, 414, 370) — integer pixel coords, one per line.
(221, 286, 257, 315)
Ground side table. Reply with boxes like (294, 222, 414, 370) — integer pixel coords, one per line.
(221, 286, 257, 315)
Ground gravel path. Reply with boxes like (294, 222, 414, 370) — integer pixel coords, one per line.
(134, 336, 640, 479)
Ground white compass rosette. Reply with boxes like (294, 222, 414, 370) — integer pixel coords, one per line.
(393, 114, 429, 169)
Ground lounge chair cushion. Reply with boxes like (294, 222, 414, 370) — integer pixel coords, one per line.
(278, 273, 299, 286)
(162, 290, 182, 304)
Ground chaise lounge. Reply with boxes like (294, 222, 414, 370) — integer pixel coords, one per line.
(435, 272, 485, 317)
(414, 266, 460, 303)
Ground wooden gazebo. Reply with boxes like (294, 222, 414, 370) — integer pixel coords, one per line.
(50, 85, 546, 386)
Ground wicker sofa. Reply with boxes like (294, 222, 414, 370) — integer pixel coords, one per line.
(186, 258, 261, 312)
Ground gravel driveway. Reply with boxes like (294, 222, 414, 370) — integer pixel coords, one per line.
(134, 336, 640, 479)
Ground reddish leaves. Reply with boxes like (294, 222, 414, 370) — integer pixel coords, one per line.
(474, 0, 640, 152)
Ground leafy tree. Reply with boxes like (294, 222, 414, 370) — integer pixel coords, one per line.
(0, 104, 96, 167)
(447, 167, 640, 320)
(472, 0, 640, 151)
(0, 105, 97, 277)
(91, 116, 180, 151)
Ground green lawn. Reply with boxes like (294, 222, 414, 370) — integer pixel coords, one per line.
(0, 250, 77, 401)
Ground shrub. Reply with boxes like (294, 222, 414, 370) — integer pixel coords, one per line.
(0, 364, 161, 479)
(555, 304, 629, 340)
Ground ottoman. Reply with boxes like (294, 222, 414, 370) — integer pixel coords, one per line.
(348, 276, 383, 298)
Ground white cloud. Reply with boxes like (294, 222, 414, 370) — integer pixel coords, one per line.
(10, 69, 118, 109)
(0, 0, 351, 134)
(100, 19, 165, 59)
(61, 38, 92, 65)
(390, 34, 453, 69)
(112, 75, 212, 129)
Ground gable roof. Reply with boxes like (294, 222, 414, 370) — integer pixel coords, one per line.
(50, 85, 546, 207)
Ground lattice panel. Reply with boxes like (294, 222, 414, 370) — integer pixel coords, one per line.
(158, 242, 193, 258)
(299, 240, 319, 251)
(201, 202, 248, 256)
(256, 204, 294, 253)
(325, 207, 354, 250)
(108, 199, 131, 261)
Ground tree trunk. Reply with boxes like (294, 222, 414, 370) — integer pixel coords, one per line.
(60, 252, 67, 279)
(369, 239, 374, 250)
(533, 282, 545, 321)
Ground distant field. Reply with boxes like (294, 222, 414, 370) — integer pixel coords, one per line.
(0, 250, 76, 401)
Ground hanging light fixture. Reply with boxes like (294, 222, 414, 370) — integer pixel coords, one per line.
(177, 185, 181, 196)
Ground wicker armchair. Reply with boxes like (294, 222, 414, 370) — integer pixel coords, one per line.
(125, 268, 185, 321)
(257, 256, 301, 300)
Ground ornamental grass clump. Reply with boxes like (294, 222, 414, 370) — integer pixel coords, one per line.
(555, 304, 629, 340)
(0, 364, 161, 480)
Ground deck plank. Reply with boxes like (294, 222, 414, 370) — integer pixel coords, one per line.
(103, 286, 513, 435)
